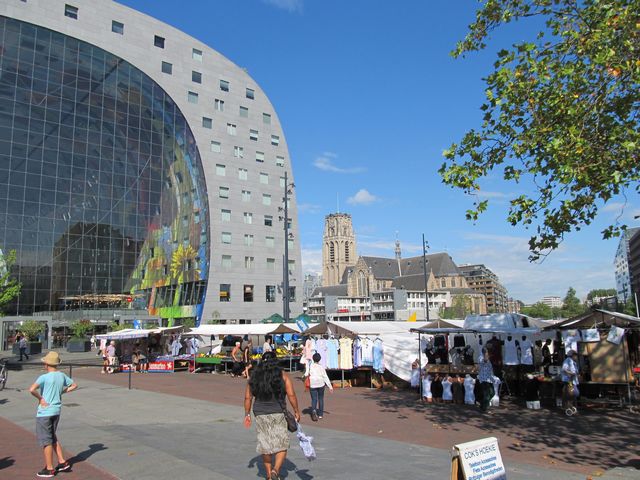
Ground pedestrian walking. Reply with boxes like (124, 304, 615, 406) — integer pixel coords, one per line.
(244, 351, 300, 480)
(18, 334, 29, 361)
(478, 348, 495, 413)
(306, 352, 333, 421)
(231, 341, 244, 377)
(561, 349, 580, 415)
(28, 351, 77, 478)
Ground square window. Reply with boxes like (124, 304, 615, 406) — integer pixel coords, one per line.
(161, 61, 172, 74)
(289, 286, 296, 302)
(244, 234, 254, 246)
(220, 80, 230, 92)
(221, 231, 232, 244)
(264, 215, 273, 227)
(192, 71, 202, 83)
(221, 209, 231, 222)
(221, 255, 232, 268)
(154, 35, 165, 48)
(238, 168, 248, 180)
(211, 141, 221, 153)
(262, 194, 271, 206)
(266, 285, 276, 302)
(276, 156, 285, 167)
(239, 106, 249, 118)
(234, 146, 244, 158)
(242, 190, 251, 202)
(214, 99, 224, 111)
(192, 48, 203, 61)
(64, 4, 78, 19)
(255, 151, 265, 163)
(249, 129, 259, 141)
(244, 256, 255, 269)
(215, 164, 225, 176)
(280, 177, 286, 188)
(265, 237, 275, 247)
(244, 284, 254, 302)
(260, 173, 269, 185)
(219, 186, 229, 199)
(243, 212, 253, 224)
(246, 88, 255, 100)
(202, 117, 212, 129)
(266, 258, 276, 271)
(220, 283, 231, 301)
(263, 113, 271, 124)
(271, 135, 280, 146)
(187, 91, 198, 104)
(112, 20, 124, 34)
(227, 123, 236, 135)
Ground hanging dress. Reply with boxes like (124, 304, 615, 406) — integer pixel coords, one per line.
(326, 338, 339, 369)
(372, 338, 384, 373)
(464, 375, 476, 404)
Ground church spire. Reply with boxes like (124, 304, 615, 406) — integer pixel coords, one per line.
(395, 232, 402, 277)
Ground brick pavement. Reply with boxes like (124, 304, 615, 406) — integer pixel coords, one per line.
(0, 415, 117, 480)
(70, 366, 640, 477)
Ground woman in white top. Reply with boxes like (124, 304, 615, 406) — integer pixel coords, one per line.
(263, 335, 273, 354)
(306, 352, 333, 421)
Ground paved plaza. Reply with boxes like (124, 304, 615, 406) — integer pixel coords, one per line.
(1, 351, 639, 479)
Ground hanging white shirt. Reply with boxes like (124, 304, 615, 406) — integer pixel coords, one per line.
(520, 339, 533, 365)
(504, 338, 520, 365)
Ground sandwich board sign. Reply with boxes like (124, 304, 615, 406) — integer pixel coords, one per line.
(451, 437, 506, 480)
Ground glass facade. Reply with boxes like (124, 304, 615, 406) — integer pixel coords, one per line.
(0, 17, 210, 323)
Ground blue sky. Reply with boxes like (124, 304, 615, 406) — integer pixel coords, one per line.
(119, 0, 638, 303)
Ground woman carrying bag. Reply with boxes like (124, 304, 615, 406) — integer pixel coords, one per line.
(306, 352, 333, 421)
(244, 351, 300, 480)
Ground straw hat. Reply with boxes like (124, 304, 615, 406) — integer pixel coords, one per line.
(41, 351, 62, 366)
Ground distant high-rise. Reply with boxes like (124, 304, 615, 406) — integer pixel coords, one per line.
(322, 213, 356, 286)
(615, 227, 640, 302)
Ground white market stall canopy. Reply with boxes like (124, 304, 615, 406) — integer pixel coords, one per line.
(304, 321, 428, 337)
(185, 323, 300, 337)
(96, 326, 183, 341)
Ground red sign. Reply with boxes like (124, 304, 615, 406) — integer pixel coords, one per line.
(337, 308, 349, 313)
(148, 360, 174, 373)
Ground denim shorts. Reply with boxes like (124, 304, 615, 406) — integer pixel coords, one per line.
(36, 415, 60, 447)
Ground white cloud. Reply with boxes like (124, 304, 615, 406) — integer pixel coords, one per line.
(261, 0, 303, 13)
(455, 233, 614, 304)
(347, 189, 378, 206)
(602, 202, 627, 213)
(469, 190, 510, 199)
(301, 247, 322, 275)
(313, 152, 365, 174)
(297, 203, 322, 214)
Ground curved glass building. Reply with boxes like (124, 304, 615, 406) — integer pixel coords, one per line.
(0, 0, 302, 326)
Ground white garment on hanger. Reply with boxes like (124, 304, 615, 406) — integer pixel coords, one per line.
(504, 338, 520, 365)
(463, 375, 475, 404)
(520, 339, 533, 365)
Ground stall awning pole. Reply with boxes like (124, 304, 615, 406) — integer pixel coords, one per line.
(418, 332, 423, 401)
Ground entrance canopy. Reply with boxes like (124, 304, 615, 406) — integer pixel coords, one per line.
(305, 321, 427, 337)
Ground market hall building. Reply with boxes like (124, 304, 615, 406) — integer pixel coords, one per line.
(0, 0, 302, 348)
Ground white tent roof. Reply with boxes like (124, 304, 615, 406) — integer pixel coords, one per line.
(305, 321, 427, 336)
(95, 326, 182, 340)
(185, 323, 299, 337)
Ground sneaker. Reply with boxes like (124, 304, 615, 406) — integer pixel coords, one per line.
(56, 461, 71, 472)
(318, 415, 323, 419)
(311, 411, 318, 422)
(270, 471, 281, 480)
(36, 467, 56, 477)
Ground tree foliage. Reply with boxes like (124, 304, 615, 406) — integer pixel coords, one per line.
(440, 0, 640, 261)
(586, 288, 617, 300)
(520, 301, 558, 319)
(441, 295, 475, 319)
(20, 320, 44, 341)
(561, 286, 587, 317)
(0, 249, 21, 316)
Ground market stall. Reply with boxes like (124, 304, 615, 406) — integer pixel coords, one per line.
(184, 323, 301, 372)
(542, 309, 640, 406)
(96, 326, 185, 373)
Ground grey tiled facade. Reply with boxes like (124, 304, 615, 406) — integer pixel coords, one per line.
(0, 0, 302, 323)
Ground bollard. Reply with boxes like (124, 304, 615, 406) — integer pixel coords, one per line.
(128, 365, 132, 390)
(69, 365, 73, 378)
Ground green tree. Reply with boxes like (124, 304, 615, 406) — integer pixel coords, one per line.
(20, 320, 45, 341)
(520, 302, 554, 319)
(441, 295, 474, 319)
(622, 300, 638, 317)
(0, 249, 22, 315)
(586, 288, 617, 300)
(440, 0, 640, 261)
(561, 287, 587, 318)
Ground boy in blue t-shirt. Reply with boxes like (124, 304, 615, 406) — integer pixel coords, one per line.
(29, 351, 78, 478)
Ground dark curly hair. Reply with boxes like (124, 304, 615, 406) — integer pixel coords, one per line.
(248, 351, 284, 401)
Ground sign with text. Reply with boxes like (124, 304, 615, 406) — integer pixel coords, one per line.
(148, 360, 174, 373)
(451, 437, 506, 480)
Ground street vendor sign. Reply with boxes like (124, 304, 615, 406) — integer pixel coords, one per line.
(451, 437, 506, 480)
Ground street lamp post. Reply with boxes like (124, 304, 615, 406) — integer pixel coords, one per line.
(422, 233, 430, 323)
(281, 171, 294, 323)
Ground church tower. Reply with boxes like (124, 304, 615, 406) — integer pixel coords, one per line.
(322, 213, 357, 286)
